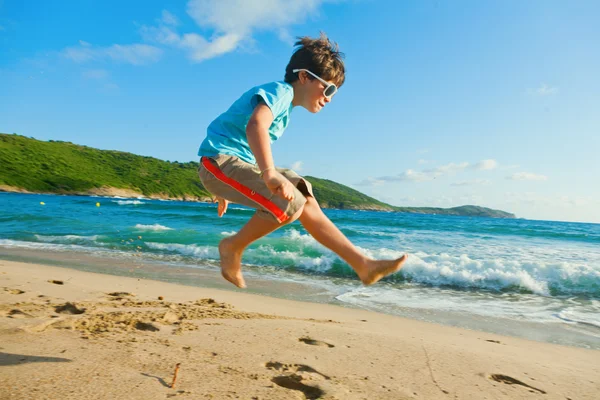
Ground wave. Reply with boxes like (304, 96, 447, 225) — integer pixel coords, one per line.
(145, 242, 219, 259)
(0, 239, 105, 253)
(396, 251, 600, 296)
(134, 224, 173, 231)
(34, 234, 101, 243)
(139, 229, 600, 297)
(114, 200, 145, 205)
(556, 308, 600, 329)
(335, 285, 600, 334)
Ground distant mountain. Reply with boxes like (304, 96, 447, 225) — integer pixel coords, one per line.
(0, 133, 515, 218)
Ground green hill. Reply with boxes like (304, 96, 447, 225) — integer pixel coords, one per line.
(0, 133, 515, 218)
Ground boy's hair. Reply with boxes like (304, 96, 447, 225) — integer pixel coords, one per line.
(284, 32, 345, 88)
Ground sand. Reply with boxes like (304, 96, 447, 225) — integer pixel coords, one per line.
(1, 260, 598, 399)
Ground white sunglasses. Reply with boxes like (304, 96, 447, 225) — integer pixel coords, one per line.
(293, 68, 338, 98)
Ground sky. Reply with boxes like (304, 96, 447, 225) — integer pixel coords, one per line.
(1, 0, 599, 223)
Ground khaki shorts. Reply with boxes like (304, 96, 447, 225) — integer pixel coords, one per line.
(198, 154, 314, 223)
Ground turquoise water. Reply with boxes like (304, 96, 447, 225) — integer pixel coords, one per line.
(1, 192, 600, 347)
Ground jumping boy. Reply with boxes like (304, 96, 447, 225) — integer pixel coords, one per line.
(198, 33, 407, 288)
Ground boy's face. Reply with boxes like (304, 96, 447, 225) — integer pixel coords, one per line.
(300, 72, 334, 113)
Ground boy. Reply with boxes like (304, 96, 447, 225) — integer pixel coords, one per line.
(198, 33, 407, 288)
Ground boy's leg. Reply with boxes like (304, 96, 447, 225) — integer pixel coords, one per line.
(219, 206, 304, 288)
(199, 155, 307, 288)
(298, 197, 407, 285)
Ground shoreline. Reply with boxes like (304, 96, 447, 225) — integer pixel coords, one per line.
(1, 259, 599, 399)
(2, 245, 600, 351)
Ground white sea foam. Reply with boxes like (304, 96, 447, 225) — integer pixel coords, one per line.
(262, 234, 599, 296)
(134, 224, 173, 231)
(0, 239, 104, 253)
(250, 230, 600, 297)
(556, 309, 600, 329)
(383, 251, 599, 296)
(285, 229, 323, 249)
(229, 206, 252, 212)
(220, 231, 237, 236)
(145, 242, 219, 259)
(335, 285, 600, 332)
(35, 234, 101, 242)
(250, 245, 336, 273)
(114, 200, 145, 205)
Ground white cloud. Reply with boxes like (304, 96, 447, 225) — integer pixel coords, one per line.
(63, 43, 162, 65)
(82, 69, 108, 79)
(290, 161, 303, 172)
(105, 44, 162, 65)
(471, 159, 498, 170)
(382, 169, 434, 183)
(186, 0, 324, 35)
(161, 10, 179, 26)
(276, 28, 295, 45)
(528, 83, 558, 96)
(64, 45, 94, 62)
(140, 25, 242, 62)
(507, 172, 548, 181)
(356, 159, 499, 187)
(450, 179, 490, 187)
(141, 0, 340, 62)
(63, 1, 340, 66)
(425, 162, 469, 175)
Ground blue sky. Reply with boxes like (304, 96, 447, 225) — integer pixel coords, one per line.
(1, 0, 599, 223)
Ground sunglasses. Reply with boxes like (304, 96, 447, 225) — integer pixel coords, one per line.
(293, 68, 338, 98)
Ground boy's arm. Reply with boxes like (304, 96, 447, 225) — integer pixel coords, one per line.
(246, 103, 295, 201)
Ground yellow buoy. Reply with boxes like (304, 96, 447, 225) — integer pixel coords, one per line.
(40, 202, 45, 205)
(96, 202, 100, 207)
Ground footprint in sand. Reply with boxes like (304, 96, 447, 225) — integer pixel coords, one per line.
(4, 288, 25, 295)
(265, 361, 331, 399)
(7, 309, 34, 319)
(135, 321, 160, 332)
(265, 361, 330, 380)
(55, 303, 86, 315)
(299, 337, 335, 348)
(488, 374, 546, 394)
(107, 292, 135, 300)
(271, 375, 325, 400)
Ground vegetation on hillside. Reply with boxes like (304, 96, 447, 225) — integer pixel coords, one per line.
(0, 133, 207, 199)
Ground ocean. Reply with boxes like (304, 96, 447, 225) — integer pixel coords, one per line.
(1, 192, 599, 349)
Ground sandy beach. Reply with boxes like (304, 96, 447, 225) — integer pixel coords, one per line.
(1, 259, 598, 400)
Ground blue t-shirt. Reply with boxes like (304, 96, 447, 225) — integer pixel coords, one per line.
(198, 81, 294, 164)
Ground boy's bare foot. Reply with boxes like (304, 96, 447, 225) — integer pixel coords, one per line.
(359, 254, 408, 286)
(218, 238, 246, 288)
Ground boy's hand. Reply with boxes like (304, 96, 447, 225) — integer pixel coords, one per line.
(214, 197, 229, 217)
(262, 169, 295, 201)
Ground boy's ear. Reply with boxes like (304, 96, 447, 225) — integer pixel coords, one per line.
(299, 71, 308, 84)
